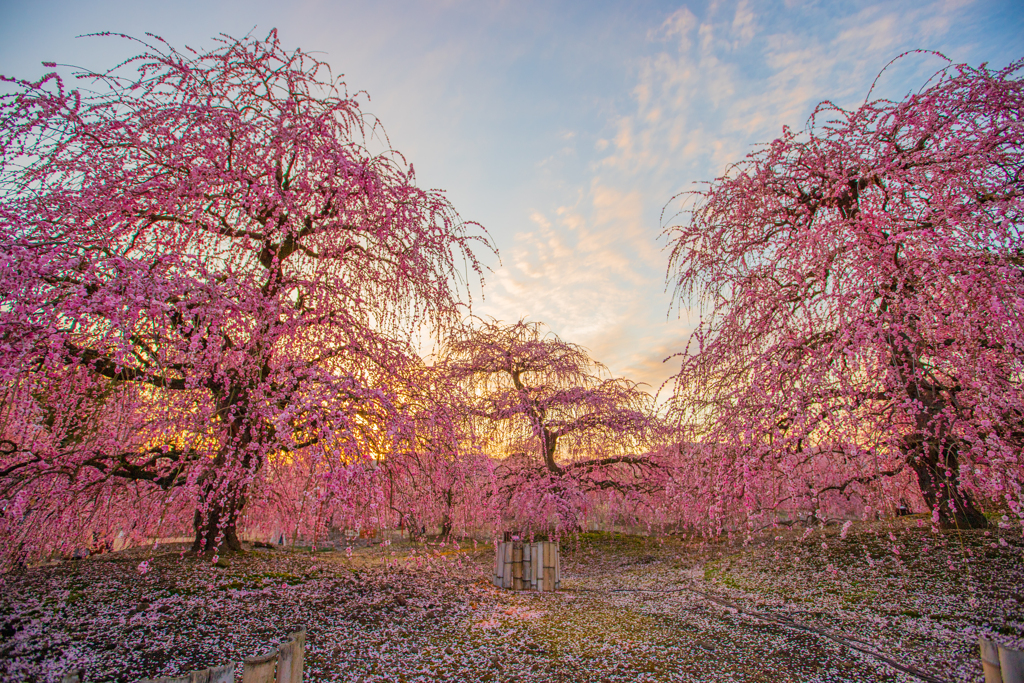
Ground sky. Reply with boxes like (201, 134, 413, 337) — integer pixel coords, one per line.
(2, 0, 1022, 396)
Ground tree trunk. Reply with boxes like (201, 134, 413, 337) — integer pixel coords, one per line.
(542, 428, 561, 474)
(192, 482, 247, 554)
(193, 393, 258, 554)
(904, 434, 988, 529)
(440, 489, 454, 538)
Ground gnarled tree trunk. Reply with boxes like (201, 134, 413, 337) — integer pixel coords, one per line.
(192, 481, 248, 554)
(903, 434, 988, 529)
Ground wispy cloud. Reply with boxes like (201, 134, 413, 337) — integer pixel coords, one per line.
(479, 0, 1008, 392)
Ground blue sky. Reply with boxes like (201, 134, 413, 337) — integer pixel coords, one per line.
(2, 0, 1021, 394)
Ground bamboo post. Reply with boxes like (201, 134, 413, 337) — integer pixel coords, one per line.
(277, 628, 305, 683)
(543, 541, 556, 592)
(554, 539, 561, 590)
(493, 543, 502, 586)
(982, 637, 1004, 683)
(536, 544, 544, 589)
(208, 663, 236, 683)
(1000, 644, 1024, 683)
(493, 539, 559, 591)
(502, 541, 513, 588)
(292, 628, 306, 682)
(522, 542, 531, 590)
(512, 543, 524, 590)
(536, 541, 543, 591)
(243, 649, 278, 683)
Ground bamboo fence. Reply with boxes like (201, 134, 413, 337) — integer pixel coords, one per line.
(492, 540, 560, 591)
(981, 635, 1024, 683)
(61, 628, 305, 683)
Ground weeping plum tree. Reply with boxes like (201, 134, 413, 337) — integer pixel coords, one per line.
(664, 56, 1024, 530)
(0, 31, 490, 559)
(442, 318, 665, 530)
(376, 361, 496, 539)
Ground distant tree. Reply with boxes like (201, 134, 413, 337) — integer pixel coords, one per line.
(374, 361, 495, 540)
(442, 318, 664, 530)
(0, 31, 490, 559)
(663, 55, 1024, 530)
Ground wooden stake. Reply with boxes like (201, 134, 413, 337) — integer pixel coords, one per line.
(502, 541, 513, 588)
(512, 543, 524, 590)
(243, 649, 278, 683)
(208, 663, 235, 683)
(277, 628, 305, 683)
(1000, 643, 1024, 683)
(981, 637, 1003, 683)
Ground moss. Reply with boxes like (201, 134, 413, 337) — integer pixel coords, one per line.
(721, 575, 742, 590)
(841, 590, 877, 605)
(566, 531, 664, 557)
(260, 571, 302, 584)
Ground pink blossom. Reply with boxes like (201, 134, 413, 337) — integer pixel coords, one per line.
(662, 56, 1023, 534)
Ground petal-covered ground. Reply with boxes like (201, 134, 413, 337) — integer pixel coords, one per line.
(1, 518, 1021, 683)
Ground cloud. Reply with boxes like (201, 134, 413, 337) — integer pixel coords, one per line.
(731, 0, 757, 46)
(602, 0, 985, 185)
(455, 0, 999, 394)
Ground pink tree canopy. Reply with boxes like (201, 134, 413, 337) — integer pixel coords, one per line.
(0, 31, 491, 560)
(369, 359, 496, 540)
(442, 318, 666, 531)
(663, 55, 1023, 531)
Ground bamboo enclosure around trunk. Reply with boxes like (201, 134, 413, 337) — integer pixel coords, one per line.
(493, 540, 560, 591)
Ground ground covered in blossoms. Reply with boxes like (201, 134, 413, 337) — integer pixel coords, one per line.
(1, 516, 1021, 683)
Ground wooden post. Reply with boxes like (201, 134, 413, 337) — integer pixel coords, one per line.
(493, 543, 502, 586)
(209, 663, 236, 683)
(243, 649, 278, 683)
(291, 628, 306, 683)
(982, 637, 1004, 683)
(502, 541, 513, 588)
(1000, 643, 1024, 683)
(554, 540, 561, 590)
(512, 543, 524, 590)
(523, 542, 533, 590)
(277, 628, 305, 683)
(536, 544, 544, 589)
(543, 541, 556, 592)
